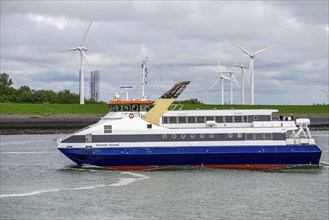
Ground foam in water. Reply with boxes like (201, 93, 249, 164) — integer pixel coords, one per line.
(0, 171, 150, 198)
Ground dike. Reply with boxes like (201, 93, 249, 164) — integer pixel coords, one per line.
(0, 114, 328, 135)
(0, 114, 103, 135)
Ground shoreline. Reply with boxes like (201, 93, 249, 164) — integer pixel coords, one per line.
(1, 114, 328, 135)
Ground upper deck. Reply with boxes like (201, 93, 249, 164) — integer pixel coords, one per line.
(161, 109, 279, 128)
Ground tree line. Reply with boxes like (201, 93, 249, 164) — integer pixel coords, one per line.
(0, 73, 100, 104)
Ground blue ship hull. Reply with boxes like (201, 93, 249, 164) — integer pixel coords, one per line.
(58, 145, 322, 170)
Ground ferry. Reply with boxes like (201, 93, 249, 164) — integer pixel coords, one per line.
(57, 81, 322, 170)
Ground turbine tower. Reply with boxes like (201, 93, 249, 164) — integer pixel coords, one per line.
(58, 20, 94, 104)
(233, 43, 275, 105)
(211, 60, 239, 105)
(229, 63, 249, 104)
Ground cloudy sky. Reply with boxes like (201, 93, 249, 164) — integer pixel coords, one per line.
(1, 1, 328, 105)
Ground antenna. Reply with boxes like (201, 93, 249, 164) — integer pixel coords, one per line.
(141, 57, 148, 100)
(120, 86, 133, 101)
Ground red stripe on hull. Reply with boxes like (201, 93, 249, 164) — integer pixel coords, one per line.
(103, 165, 170, 170)
(103, 164, 320, 171)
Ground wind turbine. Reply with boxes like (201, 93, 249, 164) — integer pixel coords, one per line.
(232, 42, 275, 105)
(58, 20, 94, 104)
(229, 63, 249, 104)
(211, 60, 239, 105)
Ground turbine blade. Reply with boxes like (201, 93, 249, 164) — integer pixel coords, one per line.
(210, 78, 221, 89)
(231, 74, 240, 89)
(243, 67, 250, 84)
(232, 42, 252, 57)
(221, 75, 231, 80)
(80, 20, 93, 47)
(217, 59, 221, 73)
(254, 44, 276, 56)
(81, 51, 93, 71)
(57, 48, 78, 52)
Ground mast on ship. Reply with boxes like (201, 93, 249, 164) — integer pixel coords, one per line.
(120, 86, 133, 101)
(141, 57, 148, 100)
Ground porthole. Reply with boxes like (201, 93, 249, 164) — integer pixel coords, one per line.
(228, 133, 233, 139)
(162, 134, 167, 139)
(181, 134, 186, 139)
(209, 133, 214, 139)
(253, 116, 259, 121)
(190, 134, 195, 139)
(172, 134, 177, 139)
(200, 134, 205, 139)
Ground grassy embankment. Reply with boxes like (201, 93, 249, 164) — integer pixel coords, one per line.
(0, 103, 109, 115)
(1, 103, 328, 116)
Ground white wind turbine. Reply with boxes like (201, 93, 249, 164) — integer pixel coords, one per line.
(233, 42, 275, 105)
(228, 63, 249, 104)
(58, 20, 94, 104)
(211, 60, 239, 105)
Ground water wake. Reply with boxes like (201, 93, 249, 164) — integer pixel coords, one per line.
(0, 171, 149, 198)
(320, 161, 329, 167)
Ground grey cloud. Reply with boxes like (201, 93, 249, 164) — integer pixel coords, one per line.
(1, 1, 328, 104)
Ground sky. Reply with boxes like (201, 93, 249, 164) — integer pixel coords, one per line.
(1, 0, 328, 105)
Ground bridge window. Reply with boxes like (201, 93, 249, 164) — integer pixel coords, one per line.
(131, 104, 139, 111)
(123, 105, 131, 112)
(243, 116, 248, 122)
(140, 105, 150, 111)
(108, 105, 120, 112)
(112, 105, 122, 112)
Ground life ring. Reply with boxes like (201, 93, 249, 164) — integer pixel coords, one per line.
(128, 113, 134, 119)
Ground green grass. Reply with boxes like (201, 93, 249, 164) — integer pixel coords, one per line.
(0, 103, 109, 115)
(1, 103, 328, 116)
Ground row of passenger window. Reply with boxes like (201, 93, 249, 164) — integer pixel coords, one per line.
(162, 115, 251, 124)
(160, 133, 274, 140)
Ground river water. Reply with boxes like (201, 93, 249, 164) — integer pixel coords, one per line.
(0, 132, 328, 220)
